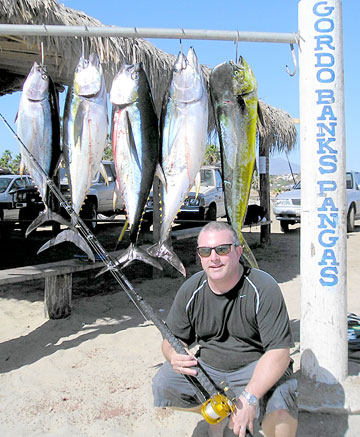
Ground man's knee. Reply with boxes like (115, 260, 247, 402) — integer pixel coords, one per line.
(262, 409, 298, 437)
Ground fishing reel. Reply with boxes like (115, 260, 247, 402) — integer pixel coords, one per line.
(201, 385, 237, 425)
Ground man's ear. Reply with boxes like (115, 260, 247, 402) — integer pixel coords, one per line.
(236, 245, 243, 257)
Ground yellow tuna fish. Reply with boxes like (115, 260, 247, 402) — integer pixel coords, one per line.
(210, 57, 259, 267)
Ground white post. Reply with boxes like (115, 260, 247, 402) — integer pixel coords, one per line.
(299, 0, 347, 383)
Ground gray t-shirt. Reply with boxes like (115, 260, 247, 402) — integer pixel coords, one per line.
(166, 267, 294, 371)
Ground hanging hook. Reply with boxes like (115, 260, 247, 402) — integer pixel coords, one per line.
(132, 44, 137, 65)
(234, 30, 239, 63)
(81, 37, 85, 58)
(285, 43, 297, 77)
(40, 41, 45, 66)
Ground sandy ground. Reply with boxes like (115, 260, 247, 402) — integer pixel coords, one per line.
(1, 210, 360, 436)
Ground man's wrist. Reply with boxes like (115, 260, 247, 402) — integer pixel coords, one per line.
(241, 390, 259, 407)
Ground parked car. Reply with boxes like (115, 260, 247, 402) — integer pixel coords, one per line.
(143, 165, 226, 229)
(0, 174, 34, 230)
(273, 171, 360, 232)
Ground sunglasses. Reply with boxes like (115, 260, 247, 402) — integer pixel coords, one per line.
(197, 243, 238, 258)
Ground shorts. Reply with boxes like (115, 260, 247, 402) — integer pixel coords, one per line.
(152, 359, 298, 423)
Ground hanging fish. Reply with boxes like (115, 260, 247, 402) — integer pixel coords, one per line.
(210, 57, 259, 268)
(16, 62, 69, 234)
(38, 52, 108, 261)
(148, 47, 209, 276)
(107, 61, 163, 270)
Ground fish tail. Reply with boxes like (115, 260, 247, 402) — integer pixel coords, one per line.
(37, 229, 95, 262)
(25, 208, 73, 237)
(95, 244, 163, 277)
(238, 232, 258, 268)
(147, 241, 186, 277)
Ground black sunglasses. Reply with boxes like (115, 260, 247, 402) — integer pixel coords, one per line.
(197, 243, 238, 258)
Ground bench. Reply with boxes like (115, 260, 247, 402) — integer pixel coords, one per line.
(0, 249, 124, 319)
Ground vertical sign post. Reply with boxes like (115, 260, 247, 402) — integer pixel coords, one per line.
(298, 0, 347, 383)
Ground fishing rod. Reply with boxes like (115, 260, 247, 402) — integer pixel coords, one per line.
(1, 112, 241, 427)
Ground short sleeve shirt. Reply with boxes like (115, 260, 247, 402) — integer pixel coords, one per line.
(166, 267, 294, 371)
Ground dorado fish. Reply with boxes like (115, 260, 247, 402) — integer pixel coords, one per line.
(108, 61, 162, 270)
(38, 53, 108, 261)
(148, 47, 208, 276)
(210, 57, 259, 268)
(16, 62, 69, 235)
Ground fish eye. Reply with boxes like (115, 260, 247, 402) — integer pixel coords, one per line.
(131, 71, 139, 80)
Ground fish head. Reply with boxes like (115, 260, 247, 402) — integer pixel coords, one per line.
(22, 62, 49, 102)
(232, 56, 257, 97)
(110, 61, 138, 105)
(74, 52, 102, 97)
(170, 47, 205, 104)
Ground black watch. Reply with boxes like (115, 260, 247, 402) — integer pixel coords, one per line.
(241, 390, 259, 407)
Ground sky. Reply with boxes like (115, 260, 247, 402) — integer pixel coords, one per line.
(0, 0, 359, 170)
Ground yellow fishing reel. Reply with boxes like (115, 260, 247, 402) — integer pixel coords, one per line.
(201, 390, 236, 425)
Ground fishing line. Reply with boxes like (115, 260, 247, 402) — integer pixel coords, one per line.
(0, 112, 240, 424)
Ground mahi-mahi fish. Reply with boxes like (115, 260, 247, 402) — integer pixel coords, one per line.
(38, 52, 108, 261)
(147, 47, 208, 276)
(16, 62, 70, 236)
(108, 61, 162, 270)
(209, 56, 259, 268)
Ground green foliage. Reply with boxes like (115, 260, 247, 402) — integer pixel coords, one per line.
(203, 143, 220, 165)
(103, 135, 114, 161)
(0, 149, 21, 174)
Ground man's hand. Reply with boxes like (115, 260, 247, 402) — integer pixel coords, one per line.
(228, 395, 256, 436)
(161, 339, 198, 376)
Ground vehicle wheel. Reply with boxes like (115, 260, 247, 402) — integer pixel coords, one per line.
(347, 205, 355, 232)
(205, 204, 217, 221)
(280, 221, 290, 233)
(82, 201, 98, 232)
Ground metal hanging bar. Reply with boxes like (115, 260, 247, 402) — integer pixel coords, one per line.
(0, 24, 299, 44)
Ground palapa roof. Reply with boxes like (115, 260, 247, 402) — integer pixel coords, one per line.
(0, 0, 297, 154)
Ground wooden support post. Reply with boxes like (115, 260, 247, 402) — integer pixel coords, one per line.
(44, 273, 72, 319)
(259, 140, 271, 246)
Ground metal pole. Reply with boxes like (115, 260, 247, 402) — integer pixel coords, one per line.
(299, 0, 347, 383)
(0, 24, 299, 44)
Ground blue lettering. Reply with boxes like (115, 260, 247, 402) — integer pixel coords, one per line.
(316, 89, 335, 104)
(318, 249, 339, 266)
(317, 105, 337, 121)
(319, 229, 338, 247)
(313, 1, 335, 17)
(317, 121, 336, 137)
(317, 68, 335, 83)
(318, 197, 338, 211)
(318, 212, 338, 229)
(320, 267, 338, 286)
(314, 35, 335, 51)
(315, 18, 335, 33)
(319, 155, 338, 174)
(317, 137, 337, 154)
(315, 53, 335, 67)
(318, 180, 337, 195)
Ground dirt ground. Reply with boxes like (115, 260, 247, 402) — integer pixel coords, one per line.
(0, 210, 360, 436)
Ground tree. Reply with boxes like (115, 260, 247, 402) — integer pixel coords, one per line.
(203, 143, 220, 166)
(0, 150, 21, 174)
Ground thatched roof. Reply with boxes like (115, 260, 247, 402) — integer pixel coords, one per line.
(0, 0, 297, 153)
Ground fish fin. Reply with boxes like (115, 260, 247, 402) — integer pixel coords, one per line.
(147, 241, 186, 277)
(194, 171, 201, 198)
(74, 102, 86, 149)
(256, 101, 265, 129)
(113, 243, 163, 272)
(37, 229, 95, 262)
(19, 161, 26, 177)
(155, 164, 167, 191)
(99, 162, 109, 185)
(238, 232, 258, 269)
(25, 208, 73, 237)
(126, 111, 142, 171)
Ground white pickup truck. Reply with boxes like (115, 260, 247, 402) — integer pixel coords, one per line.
(273, 170, 360, 232)
(143, 165, 226, 228)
